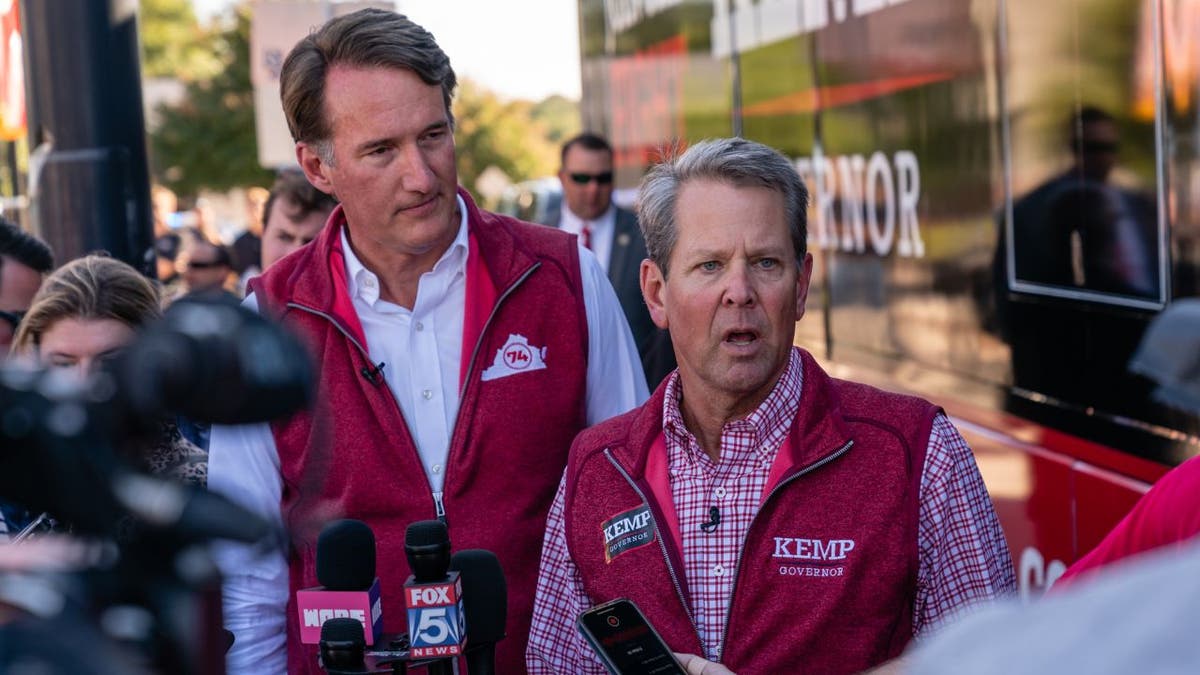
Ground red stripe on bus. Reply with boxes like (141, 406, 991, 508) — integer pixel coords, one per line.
(742, 72, 957, 117)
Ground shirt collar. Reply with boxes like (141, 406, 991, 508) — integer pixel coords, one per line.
(662, 348, 804, 466)
(341, 194, 470, 306)
(560, 203, 616, 234)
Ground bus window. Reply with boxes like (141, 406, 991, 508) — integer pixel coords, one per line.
(996, 0, 1172, 430)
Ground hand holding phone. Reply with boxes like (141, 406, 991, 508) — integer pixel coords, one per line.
(577, 598, 687, 675)
(674, 652, 737, 675)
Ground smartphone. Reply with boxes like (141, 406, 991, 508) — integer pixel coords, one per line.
(577, 598, 687, 675)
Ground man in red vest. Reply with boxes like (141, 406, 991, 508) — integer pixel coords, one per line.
(527, 138, 1015, 674)
(207, 9, 648, 674)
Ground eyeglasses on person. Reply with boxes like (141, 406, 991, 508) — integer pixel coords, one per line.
(567, 171, 614, 185)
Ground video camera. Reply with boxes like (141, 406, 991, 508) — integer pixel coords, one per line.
(0, 297, 315, 674)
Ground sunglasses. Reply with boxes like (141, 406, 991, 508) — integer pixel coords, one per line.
(0, 309, 24, 331)
(187, 260, 228, 270)
(567, 171, 614, 185)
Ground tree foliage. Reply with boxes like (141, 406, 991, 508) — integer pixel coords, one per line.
(145, 3, 578, 198)
(139, 0, 222, 81)
(530, 95, 581, 149)
(149, 5, 273, 195)
(453, 79, 580, 194)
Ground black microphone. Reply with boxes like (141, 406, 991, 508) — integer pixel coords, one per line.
(360, 361, 386, 385)
(405, 520, 451, 582)
(320, 617, 367, 673)
(297, 520, 383, 647)
(450, 550, 506, 675)
(404, 521, 461, 673)
(318, 520, 377, 590)
(699, 506, 721, 532)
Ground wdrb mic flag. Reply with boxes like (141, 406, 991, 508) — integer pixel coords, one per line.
(296, 577, 384, 645)
(404, 570, 467, 658)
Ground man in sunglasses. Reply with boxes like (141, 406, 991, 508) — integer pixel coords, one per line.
(182, 238, 236, 300)
(546, 132, 677, 388)
(0, 219, 53, 357)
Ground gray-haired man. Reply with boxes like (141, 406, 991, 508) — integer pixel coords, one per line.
(527, 138, 1013, 674)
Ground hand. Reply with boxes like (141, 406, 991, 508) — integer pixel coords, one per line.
(674, 653, 736, 675)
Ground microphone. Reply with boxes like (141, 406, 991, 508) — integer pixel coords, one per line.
(296, 520, 384, 646)
(403, 520, 465, 669)
(360, 361, 386, 385)
(320, 617, 367, 673)
(699, 506, 720, 532)
(450, 550, 506, 675)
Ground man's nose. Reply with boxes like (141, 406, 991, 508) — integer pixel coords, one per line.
(399, 147, 436, 193)
(722, 262, 756, 307)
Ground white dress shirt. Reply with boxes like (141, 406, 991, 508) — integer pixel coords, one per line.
(558, 203, 617, 275)
(209, 195, 649, 675)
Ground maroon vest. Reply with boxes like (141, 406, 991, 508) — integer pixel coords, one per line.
(562, 350, 936, 675)
(251, 189, 588, 674)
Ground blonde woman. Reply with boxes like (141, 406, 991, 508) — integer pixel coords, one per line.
(12, 254, 206, 485)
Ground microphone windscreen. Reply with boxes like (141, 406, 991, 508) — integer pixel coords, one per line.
(405, 519, 451, 582)
(405, 519, 448, 548)
(316, 519, 376, 590)
(320, 617, 366, 645)
(450, 549, 507, 644)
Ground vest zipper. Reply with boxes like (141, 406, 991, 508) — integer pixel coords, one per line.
(432, 491, 447, 524)
(440, 262, 541, 514)
(288, 302, 447, 522)
(604, 449, 699, 643)
(454, 263, 541, 400)
(290, 261, 542, 527)
(286, 303, 372, 363)
(716, 439, 854, 661)
(441, 260, 540, 523)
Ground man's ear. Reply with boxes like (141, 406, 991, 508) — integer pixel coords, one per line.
(795, 252, 814, 320)
(641, 259, 670, 330)
(296, 142, 335, 195)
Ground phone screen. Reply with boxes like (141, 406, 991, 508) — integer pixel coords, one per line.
(577, 599, 687, 675)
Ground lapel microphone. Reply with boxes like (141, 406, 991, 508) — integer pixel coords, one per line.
(360, 361, 386, 385)
(699, 506, 721, 532)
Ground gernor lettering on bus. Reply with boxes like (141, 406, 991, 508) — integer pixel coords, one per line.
(795, 149, 925, 258)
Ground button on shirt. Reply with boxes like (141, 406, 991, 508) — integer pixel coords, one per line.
(341, 223, 465, 492)
(661, 348, 803, 661)
(559, 204, 616, 275)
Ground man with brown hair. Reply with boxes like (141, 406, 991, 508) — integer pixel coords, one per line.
(207, 8, 647, 674)
(259, 171, 338, 271)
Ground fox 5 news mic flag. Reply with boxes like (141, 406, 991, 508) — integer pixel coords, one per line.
(296, 520, 384, 645)
(404, 571, 467, 658)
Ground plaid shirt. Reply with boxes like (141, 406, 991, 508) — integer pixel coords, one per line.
(527, 351, 1015, 672)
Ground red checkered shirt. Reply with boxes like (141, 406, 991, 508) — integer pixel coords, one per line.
(527, 351, 1015, 672)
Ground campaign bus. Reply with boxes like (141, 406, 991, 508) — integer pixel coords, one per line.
(577, 0, 1200, 595)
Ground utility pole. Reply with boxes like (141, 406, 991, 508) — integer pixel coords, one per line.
(21, 0, 153, 270)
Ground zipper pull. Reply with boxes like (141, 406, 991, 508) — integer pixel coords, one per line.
(432, 491, 448, 526)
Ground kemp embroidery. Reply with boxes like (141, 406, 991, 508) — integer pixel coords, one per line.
(772, 536, 856, 577)
(602, 505, 656, 563)
(481, 334, 548, 382)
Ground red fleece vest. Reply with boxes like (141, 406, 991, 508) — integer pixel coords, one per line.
(562, 350, 937, 675)
(250, 189, 588, 674)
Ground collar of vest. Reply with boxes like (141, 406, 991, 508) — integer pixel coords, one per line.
(250, 187, 541, 331)
(608, 348, 854, 479)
